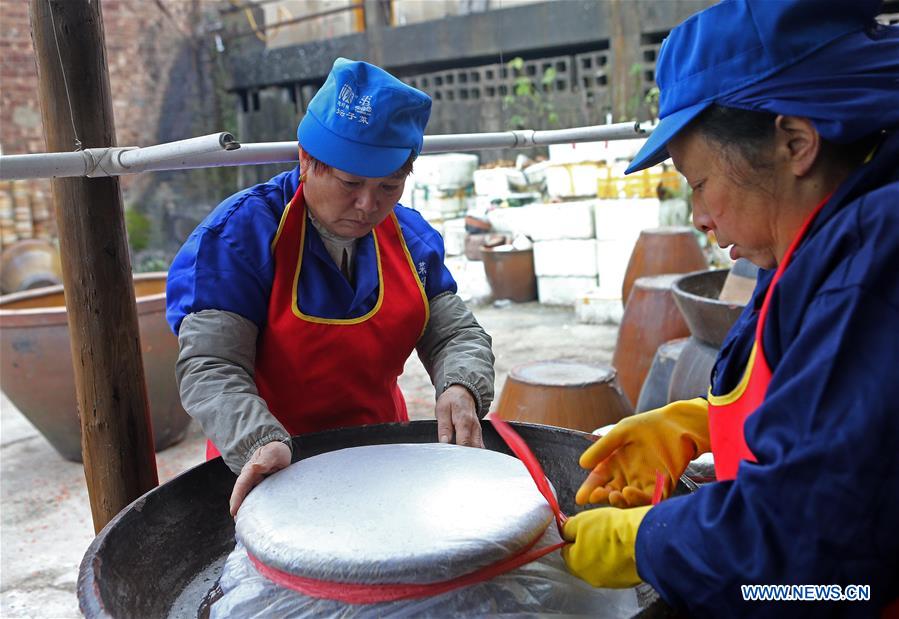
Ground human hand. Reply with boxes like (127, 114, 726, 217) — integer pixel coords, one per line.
(576, 398, 710, 508)
(229, 440, 292, 517)
(561, 505, 651, 588)
(435, 385, 484, 448)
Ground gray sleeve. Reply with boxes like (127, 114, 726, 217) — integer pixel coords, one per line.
(416, 292, 495, 417)
(176, 309, 291, 474)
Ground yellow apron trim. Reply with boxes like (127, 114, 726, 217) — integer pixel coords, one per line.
(271, 193, 295, 253)
(390, 212, 430, 338)
(707, 341, 758, 406)
(290, 213, 384, 324)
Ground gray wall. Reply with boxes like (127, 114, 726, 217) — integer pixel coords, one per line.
(222, 0, 713, 178)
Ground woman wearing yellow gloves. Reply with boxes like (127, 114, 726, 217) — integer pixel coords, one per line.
(562, 0, 899, 615)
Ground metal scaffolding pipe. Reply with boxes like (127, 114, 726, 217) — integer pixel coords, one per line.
(0, 151, 90, 180)
(0, 123, 650, 181)
(0, 132, 238, 180)
(425, 122, 648, 151)
(117, 132, 239, 172)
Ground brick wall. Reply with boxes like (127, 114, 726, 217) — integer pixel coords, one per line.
(0, 0, 229, 267)
(0, 0, 207, 156)
(0, 0, 43, 156)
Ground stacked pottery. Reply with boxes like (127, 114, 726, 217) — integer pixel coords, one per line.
(612, 273, 691, 407)
(0, 272, 191, 461)
(495, 360, 632, 432)
(668, 267, 752, 401)
(0, 239, 63, 294)
(635, 337, 689, 413)
(480, 246, 537, 302)
(621, 226, 707, 306)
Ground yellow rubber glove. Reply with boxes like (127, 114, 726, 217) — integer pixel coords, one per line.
(562, 505, 651, 588)
(576, 398, 710, 508)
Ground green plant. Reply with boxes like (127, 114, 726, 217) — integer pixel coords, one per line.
(502, 57, 560, 130)
(124, 207, 151, 253)
(624, 63, 660, 121)
(644, 86, 660, 119)
(135, 254, 171, 273)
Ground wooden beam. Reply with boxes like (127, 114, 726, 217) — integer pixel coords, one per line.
(29, 0, 158, 533)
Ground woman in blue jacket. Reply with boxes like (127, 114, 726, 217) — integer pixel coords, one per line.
(166, 59, 494, 515)
(562, 1, 899, 615)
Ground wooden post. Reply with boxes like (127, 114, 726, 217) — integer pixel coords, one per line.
(363, 0, 386, 67)
(608, 0, 641, 122)
(29, 0, 158, 533)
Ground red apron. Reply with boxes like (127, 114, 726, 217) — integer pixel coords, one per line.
(707, 195, 829, 481)
(206, 184, 429, 459)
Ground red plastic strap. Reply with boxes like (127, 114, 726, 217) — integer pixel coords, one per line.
(755, 192, 832, 344)
(651, 469, 665, 505)
(248, 420, 570, 603)
(248, 538, 566, 604)
(489, 416, 568, 532)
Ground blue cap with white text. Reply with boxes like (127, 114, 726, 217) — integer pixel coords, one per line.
(626, 0, 892, 174)
(297, 58, 432, 178)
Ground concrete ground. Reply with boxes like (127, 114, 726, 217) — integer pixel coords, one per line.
(0, 258, 620, 618)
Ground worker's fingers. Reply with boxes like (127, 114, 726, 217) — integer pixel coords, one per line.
(561, 510, 585, 542)
(588, 485, 613, 505)
(590, 470, 628, 505)
(578, 422, 629, 469)
(577, 459, 626, 505)
(576, 470, 604, 505)
(576, 464, 614, 504)
(581, 459, 615, 490)
(436, 385, 477, 445)
(435, 405, 454, 444)
(454, 411, 484, 448)
(229, 441, 291, 517)
(229, 468, 262, 517)
(621, 485, 653, 507)
(608, 489, 630, 509)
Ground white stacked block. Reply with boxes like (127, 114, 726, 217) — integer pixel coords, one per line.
(594, 199, 660, 299)
(548, 141, 607, 164)
(487, 200, 596, 240)
(595, 239, 634, 298)
(414, 153, 478, 189)
(537, 276, 600, 306)
(547, 138, 645, 165)
(545, 163, 602, 198)
(533, 239, 598, 277)
(594, 198, 660, 240)
(473, 168, 514, 196)
(441, 218, 466, 257)
(413, 187, 467, 222)
(487, 206, 533, 236)
(525, 200, 596, 241)
(574, 289, 624, 325)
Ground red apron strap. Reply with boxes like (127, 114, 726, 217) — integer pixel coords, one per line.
(708, 193, 832, 480)
(205, 184, 427, 460)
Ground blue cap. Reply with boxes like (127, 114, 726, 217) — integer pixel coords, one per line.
(626, 0, 884, 174)
(297, 58, 432, 178)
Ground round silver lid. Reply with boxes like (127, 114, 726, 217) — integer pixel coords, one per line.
(235, 443, 554, 584)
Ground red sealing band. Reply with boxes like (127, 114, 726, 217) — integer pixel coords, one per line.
(489, 416, 568, 533)
(248, 537, 565, 604)
(248, 420, 569, 603)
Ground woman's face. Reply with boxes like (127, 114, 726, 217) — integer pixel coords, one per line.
(301, 156, 407, 239)
(668, 130, 779, 269)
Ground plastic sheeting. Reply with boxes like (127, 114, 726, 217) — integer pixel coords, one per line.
(213, 444, 643, 616)
(211, 530, 641, 617)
